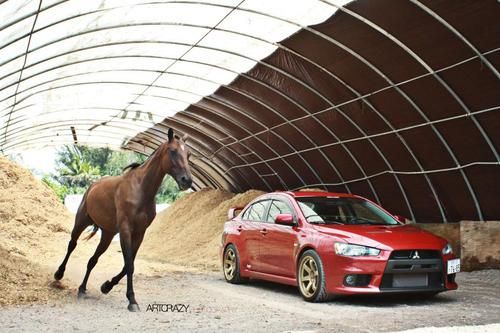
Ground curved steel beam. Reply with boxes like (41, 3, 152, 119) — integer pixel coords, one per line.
(5, 44, 492, 220)
(293, 4, 486, 220)
(2, 132, 208, 190)
(0, 98, 273, 192)
(0, 66, 331, 193)
(0, 78, 309, 190)
(0, 15, 406, 204)
(225, 106, 499, 170)
(177, 111, 275, 191)
(0, 0, 490, 217)
(143, 117, 276, 192)
(0, 40, 348, 195)
(156, 118, 256, 192)
(0, 21, 433, 207)
(0, 79, 296, 191)
(1, 120, 222, 191)
(409, 0, 499, 80)
(0, 49, 350, 193)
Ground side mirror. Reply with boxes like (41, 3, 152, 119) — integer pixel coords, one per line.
(394, 215, 408, 224)
(227, 206, 244, 220)
(275, 213, 295, 226)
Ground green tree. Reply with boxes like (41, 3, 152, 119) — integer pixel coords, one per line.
(55, 145, 100, 191)
(78, 146, 113, 174)
(41, 175, 69, 202)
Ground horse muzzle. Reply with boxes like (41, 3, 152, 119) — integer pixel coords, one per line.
(177, 175, 192, 190)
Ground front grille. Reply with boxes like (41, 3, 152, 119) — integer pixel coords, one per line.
(390, 250, 440, 259)
(380, 250, 444, 291)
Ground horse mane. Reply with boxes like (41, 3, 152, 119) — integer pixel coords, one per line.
(123, 162, 142, 172)
(122, 146, 161, 173)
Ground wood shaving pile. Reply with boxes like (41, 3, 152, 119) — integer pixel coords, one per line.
(142, 188, 265, 271)
(0, 156, 73, 306)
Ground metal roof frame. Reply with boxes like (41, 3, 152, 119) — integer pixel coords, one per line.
(1, 0, 498, 221)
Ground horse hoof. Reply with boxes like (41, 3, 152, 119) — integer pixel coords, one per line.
(54, 270, 64, 281)
(77, 291, 86, 299)
(128, 303, 140, 312)
(101, 281, 112, 294)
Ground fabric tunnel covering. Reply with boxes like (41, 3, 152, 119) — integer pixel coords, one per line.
(0, 0, 499, 222)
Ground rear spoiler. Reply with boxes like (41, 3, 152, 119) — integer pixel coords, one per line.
(227, 206, 245, 220)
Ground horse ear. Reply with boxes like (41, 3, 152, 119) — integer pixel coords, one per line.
(167, 128, 174, 142)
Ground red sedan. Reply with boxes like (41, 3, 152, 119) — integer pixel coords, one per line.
(221, 191, 459, 302)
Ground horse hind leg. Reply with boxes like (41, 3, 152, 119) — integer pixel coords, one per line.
(54, 210, 92, 281)
(77, 230, 114, 298)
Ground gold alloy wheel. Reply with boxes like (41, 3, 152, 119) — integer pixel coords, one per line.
(299, 255, 319, 298)
(224, 247, 236, 280)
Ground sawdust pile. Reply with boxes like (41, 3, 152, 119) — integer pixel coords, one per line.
(0, 156, 72, 255)
(0, 156, 72, 306)
(142, 188, 265, 271)
(0, 246, 69, 306)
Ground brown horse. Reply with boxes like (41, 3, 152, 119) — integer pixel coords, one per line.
(54, 128, 192, 311)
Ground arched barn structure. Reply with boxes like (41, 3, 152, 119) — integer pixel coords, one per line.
(1, 0, 499, 222)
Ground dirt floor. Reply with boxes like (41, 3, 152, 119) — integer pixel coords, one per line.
(1, 156, 499, 332)
(0, 269, 499, 333)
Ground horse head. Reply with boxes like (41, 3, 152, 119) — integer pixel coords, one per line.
(164, 128, 192, 190)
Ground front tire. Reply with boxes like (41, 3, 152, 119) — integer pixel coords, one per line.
(298, 250, 329, 302)
(223, 244, 247, 284)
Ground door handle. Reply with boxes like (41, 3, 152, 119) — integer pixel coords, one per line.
(260, 228, 268, 235)
(237, 225, 243, 232)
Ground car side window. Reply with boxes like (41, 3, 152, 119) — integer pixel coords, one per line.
(241, 206, 251, 220)
(266, 200, 294, 223)
(243, 200, 270, 222)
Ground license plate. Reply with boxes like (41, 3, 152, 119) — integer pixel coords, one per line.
(447, 258, 461, 274)
(393, 274, 428, 287)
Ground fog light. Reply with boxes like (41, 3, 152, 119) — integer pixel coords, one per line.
(344, 275, 357, 286)
(344, 274, 372, 287)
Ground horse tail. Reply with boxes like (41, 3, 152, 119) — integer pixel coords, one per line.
(83, 224, 99, 241)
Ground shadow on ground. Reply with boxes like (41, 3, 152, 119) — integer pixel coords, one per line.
(240, 277, 457, 307)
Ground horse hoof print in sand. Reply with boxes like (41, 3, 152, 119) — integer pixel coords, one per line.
(54, 128, 192, 311)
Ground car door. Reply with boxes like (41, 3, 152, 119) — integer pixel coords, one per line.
(240, 199, 271, 272)
(257, 199, 298, 278)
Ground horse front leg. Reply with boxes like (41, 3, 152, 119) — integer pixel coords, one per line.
(101, 233, 143, 295)
(119, 226, 145, 312)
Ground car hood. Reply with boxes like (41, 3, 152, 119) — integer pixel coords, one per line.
(313, 224, 447, 250)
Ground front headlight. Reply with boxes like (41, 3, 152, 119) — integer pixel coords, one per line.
(442, 243, 453, 255)
(334, 242, 380, 257)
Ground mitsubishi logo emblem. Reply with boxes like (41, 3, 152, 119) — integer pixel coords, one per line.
(411, 251, 420, 259)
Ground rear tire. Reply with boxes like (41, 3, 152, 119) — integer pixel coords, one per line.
(223, 244, 247, 284)
(297, 250, 329, 302)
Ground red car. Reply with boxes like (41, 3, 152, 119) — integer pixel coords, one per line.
(221, 191, 459, 302)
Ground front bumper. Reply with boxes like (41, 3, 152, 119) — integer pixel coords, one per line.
(322, 249, 459, 295)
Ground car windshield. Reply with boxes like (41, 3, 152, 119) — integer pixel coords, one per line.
(297, 197, 399, 225)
